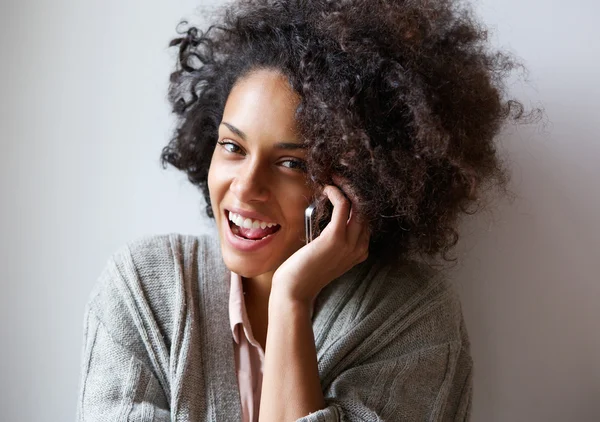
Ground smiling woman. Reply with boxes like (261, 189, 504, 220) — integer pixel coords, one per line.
(76, 0, 539, 421)
(208, 70, 314, 295)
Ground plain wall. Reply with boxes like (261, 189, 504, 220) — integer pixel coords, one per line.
(0, 0, 597, 421)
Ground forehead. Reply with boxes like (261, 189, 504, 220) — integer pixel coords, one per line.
(221, 69, 300, 139)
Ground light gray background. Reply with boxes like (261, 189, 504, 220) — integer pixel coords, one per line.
(1, 0, 598, 421)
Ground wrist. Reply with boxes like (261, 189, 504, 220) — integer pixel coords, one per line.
(268, 286, 312, 317)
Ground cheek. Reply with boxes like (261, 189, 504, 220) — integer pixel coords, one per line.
(208, 154, 225, 194)
(207, 157, 226, 215)
(281, 188, 313, 230)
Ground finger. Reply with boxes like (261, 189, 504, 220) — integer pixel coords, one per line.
(323, 185, 351, 238)
(347, 206, 366, 247)
(330, 175, 364, 245)
(331, 174, 360, 206)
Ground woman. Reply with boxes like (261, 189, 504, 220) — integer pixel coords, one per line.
(76, 0, 534, 420)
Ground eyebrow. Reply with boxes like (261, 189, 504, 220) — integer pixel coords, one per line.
(220, 121, 306, 150)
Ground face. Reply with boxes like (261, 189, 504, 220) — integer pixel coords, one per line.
(207, 68, 314, 279)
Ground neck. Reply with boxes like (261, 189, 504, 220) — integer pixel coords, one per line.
(242, 271, 274, 303)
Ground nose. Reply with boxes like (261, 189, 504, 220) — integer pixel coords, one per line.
(230, 160, 270, 203)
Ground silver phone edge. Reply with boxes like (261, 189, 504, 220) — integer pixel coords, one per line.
(304, 203, 317, 244)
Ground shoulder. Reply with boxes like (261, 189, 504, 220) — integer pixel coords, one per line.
(325, 256, 469, 355)
(380, 258, 468, 347)
(108, 232, 220, 272)
(84, 232, 222, 351)
(88, 232, 218, 302)
(313, 257, 472, 406)
(317, 259, 473, 420)
(370, 259, 473, 410)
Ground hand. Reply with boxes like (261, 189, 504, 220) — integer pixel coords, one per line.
(270, 182, 371, 308)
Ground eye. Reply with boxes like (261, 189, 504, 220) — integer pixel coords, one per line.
(280, 159, 307, 172)
(217, 140, 244, 155)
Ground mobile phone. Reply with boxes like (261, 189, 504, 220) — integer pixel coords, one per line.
(304, 200, 334, 244)
(304, 202, 318, 244)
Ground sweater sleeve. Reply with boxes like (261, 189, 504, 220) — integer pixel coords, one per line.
(75, 242, 173, 422)
(295, 263, 473, 422)
(76, 306, 171, 421)
(295, 339, 472, 422)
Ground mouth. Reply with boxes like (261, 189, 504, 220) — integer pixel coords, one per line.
(225, 210, 282, 242)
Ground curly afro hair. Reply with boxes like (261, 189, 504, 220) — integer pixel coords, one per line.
(160, 0, 541, 267)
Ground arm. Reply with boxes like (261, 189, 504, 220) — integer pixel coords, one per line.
(258, 293, 325, 422)
(259, 311, 472, 422)
(75, 239, 177, 422)
(76, 306, 171, 421)
(259, 285, 473, 422)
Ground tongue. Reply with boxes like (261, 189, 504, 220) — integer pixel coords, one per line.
(234, 223, 280, 240)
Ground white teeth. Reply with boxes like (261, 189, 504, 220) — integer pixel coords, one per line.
(228, 212, 277, 229)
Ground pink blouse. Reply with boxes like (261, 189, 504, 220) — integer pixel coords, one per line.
(228, 271, 314, 422)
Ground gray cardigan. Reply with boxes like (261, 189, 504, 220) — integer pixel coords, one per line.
(76, 233, 472, 421)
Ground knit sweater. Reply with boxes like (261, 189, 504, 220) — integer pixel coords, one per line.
(76, 233, 472, 421)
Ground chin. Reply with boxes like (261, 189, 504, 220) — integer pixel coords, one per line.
(220, 248, 277, 278)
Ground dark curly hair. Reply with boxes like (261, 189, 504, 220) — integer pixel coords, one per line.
(160, 0, 541, 267)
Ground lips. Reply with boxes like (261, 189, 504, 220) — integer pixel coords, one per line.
(226, 208, 281, 239)
(229, 217, 280, 239)
(223, 209, 280, 252)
